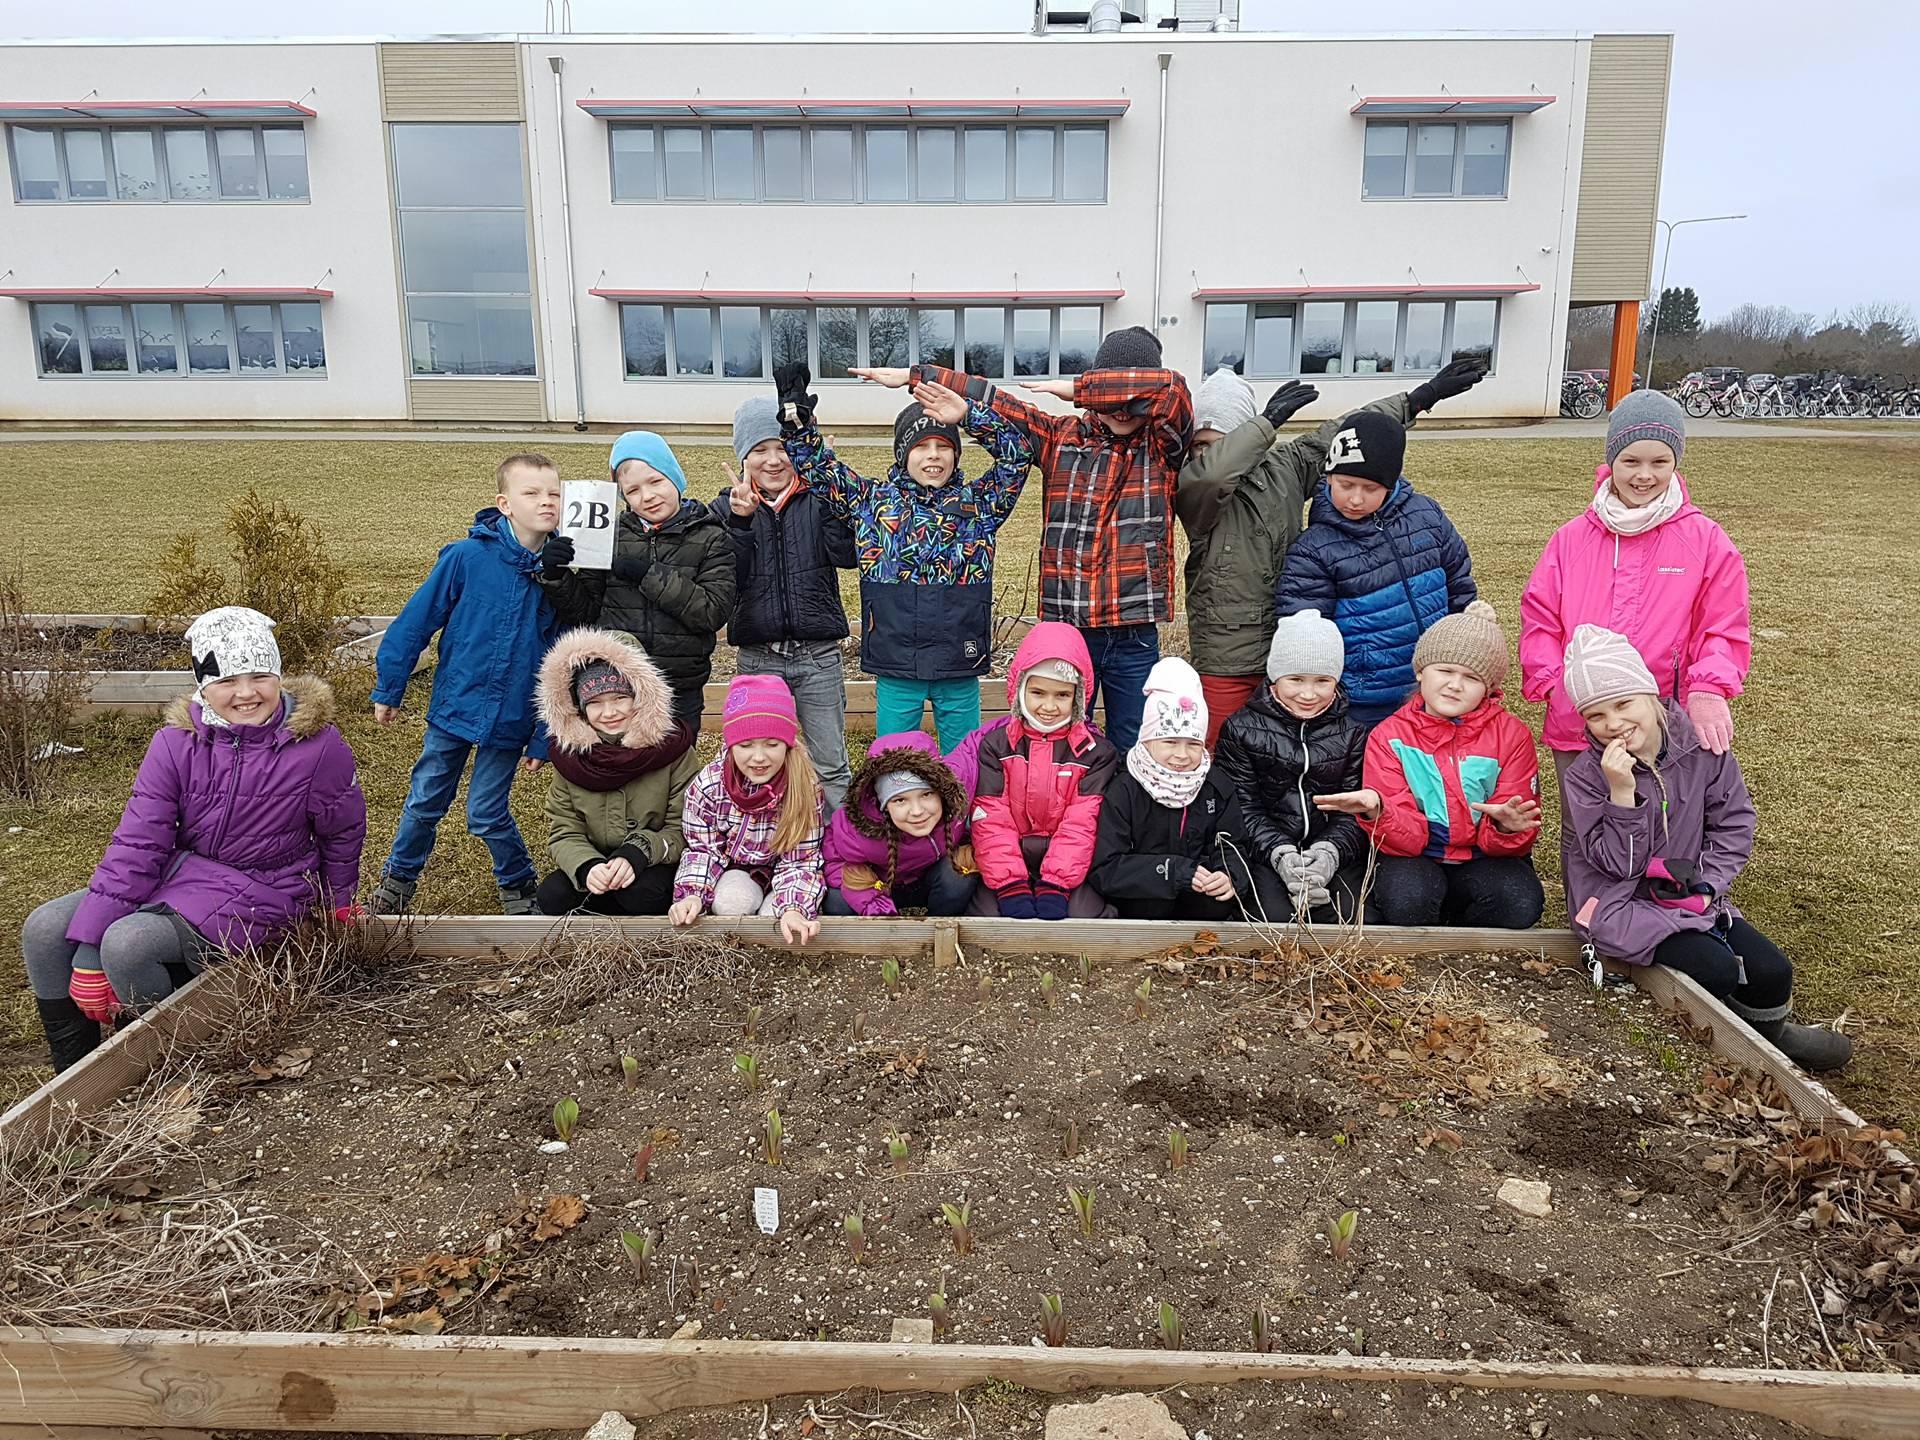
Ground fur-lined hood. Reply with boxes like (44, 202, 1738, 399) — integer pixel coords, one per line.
(535, 628, 675, 755)
(165, 674, 336, 743)
(844, 731, 968, 841)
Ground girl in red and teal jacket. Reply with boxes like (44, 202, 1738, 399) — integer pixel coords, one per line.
(1316, 601, 1544, 929)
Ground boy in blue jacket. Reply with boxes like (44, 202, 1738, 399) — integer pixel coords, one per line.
(1276, 407, 1476, 730)
(369, 454, 562, 915)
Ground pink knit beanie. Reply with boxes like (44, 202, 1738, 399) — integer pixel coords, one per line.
(1562, 625, 1659, 712)
(721, 674, 798, 748)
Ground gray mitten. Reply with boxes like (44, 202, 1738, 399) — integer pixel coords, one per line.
(1303, 842, 1341, 886)
(1303, 882, 1333, 909)
(1270, 844, 1301, 880)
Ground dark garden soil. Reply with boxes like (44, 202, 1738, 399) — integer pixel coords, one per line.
(7, 623, 190, 670)
(134, 932, 1881, 1400)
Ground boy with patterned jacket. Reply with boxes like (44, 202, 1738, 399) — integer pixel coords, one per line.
(851, 325, 1192, 750)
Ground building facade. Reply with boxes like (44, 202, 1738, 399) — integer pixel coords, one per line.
(0, 28, 1670, 426)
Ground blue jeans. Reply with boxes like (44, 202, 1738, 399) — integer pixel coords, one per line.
(1080, 624, 1160, 750)
(873, 675, 981, 753)
(737, 640, 853, 811)
(384, 724, 535, 888)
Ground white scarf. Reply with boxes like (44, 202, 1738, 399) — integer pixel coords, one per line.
(1127, 744, 1209, 809)
(1592, 474, 1685, 537)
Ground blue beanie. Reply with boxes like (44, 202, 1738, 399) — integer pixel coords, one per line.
(609, 430, 687, 493)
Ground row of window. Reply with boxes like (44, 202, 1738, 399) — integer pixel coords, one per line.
(620, 303, 1106, 381)
(1361, 119, 1509, 200)
(9, 124, 310, 203)
(32, 300, 325, 377)
(609, 121, 1108, 205)
(1201, 297, 1499, 377)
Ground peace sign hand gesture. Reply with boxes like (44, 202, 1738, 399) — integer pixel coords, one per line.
(724, 459, 760, 518)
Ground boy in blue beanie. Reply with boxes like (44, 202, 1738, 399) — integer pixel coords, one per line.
(370, 453, 562, 915)
(541, 430, 735, 727)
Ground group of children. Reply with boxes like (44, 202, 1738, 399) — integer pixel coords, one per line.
(21, 333, 1853, 1078)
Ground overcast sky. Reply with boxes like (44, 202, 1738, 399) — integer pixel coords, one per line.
(3, 0, 1912, 323)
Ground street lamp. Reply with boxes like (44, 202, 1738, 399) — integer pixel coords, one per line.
(1643, 213, 1746, 389)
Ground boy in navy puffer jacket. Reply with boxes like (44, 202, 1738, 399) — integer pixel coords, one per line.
(1276, 408, 1475, 729)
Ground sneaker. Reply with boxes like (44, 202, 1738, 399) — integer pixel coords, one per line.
(499, 879, 540, 916)
(369, 873, 417, 916)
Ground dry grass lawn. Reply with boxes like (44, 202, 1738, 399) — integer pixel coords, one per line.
(2, 432, 1915, 1124)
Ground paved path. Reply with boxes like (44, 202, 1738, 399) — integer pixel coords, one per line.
(0, 418, 1910, 445)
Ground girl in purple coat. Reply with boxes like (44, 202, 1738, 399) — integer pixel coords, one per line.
(822, 730, 983, 916)
(21, 607, 367, 1071)
(1558, 624, 1851, 1072)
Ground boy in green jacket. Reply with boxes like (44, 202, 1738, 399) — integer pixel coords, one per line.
(1176, 360, 1484, 744)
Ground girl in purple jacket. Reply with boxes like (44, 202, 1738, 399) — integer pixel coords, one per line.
(822, 730, 982, 916)
(1558, 624, 1851, 1072)
(21, 607, 367, 1072)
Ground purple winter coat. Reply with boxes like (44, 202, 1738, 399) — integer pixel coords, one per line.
(1561, 700, 1756, 967)
(67, 676, 367, 952)
(822, 730, 981, 916)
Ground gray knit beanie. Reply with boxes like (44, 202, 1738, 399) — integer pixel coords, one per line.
(1604, 389, 1687, 468)
(1267, 609, 1345, 681)
(732, 395, 783, 462)
(1194, 367, 1258, 434)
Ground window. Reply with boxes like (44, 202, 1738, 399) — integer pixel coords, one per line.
(606, 120, 1107, 204)
(618, 302, 1103, 380)
(392, 122, 536, 377)
(9, 123, 309, 203)
(30, 299, 324, 377)
(1361, 119, 1509, 200)
(1202, 297, 1501, 376)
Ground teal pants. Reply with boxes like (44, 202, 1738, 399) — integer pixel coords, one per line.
(874, 675, 981, 752)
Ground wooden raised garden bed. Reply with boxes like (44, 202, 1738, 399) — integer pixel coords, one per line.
(2, 917, 1912, 1440)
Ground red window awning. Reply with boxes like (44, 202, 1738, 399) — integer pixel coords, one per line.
(0, 100, 315, 122)
(1350, 95, 1554, 117)
(577, 98, 1128, 120)
(590, 287, 1123, 304)
(1192, 283, 1538, 301)
(2, 285, 333, 301)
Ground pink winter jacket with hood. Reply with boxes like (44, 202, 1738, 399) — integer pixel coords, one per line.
(1520, 472, 1751, 752)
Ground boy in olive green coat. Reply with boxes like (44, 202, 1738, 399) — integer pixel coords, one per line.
(1176, 360, 1484, 743)
(532, 628, 703, 916)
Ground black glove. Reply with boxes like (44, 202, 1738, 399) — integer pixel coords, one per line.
(1408, 358, 1488, 416)
(539, 533, 575, 577)
(611, 547, 653, 586)
(774, 362, 818, 430)
(1262, 380, 1319, 428)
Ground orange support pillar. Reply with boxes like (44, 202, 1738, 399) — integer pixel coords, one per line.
(1607, 300, 1640, 410)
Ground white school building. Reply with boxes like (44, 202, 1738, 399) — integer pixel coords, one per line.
(0, 13, 1671, 428)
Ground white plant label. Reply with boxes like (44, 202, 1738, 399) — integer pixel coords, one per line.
(561, 480, 618, 570)
(754, 1186, 780, 1235)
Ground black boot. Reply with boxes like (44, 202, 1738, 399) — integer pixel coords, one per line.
(36, 996, 102, 1073)
(1729, 997, 1855, 1073)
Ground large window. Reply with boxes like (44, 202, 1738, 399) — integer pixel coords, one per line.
(30, 299, 324, 377)
(619, 302, 1104, 380)
(392, 123, 536, 377)
(1202, 298, 1500, 377)
(7, 124, 309, 202)
(1361, 119, 1509, 199)
(607, 121, 1107, 204)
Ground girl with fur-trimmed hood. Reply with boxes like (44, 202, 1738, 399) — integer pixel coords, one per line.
(21, 607, 366, 1072)
(533, 628, 702, 916)
(823, 731, 981, 916)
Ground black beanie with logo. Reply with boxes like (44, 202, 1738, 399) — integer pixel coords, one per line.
(1323, 409, 1407, 487)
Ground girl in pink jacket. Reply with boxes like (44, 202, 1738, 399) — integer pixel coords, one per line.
(1520, 390, 1750, 784)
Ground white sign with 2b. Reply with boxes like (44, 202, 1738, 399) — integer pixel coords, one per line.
(560, 480, 619, 570)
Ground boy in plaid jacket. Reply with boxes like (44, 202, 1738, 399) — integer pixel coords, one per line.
(853, 325, 1192, 749)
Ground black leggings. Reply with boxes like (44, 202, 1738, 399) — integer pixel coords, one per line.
(1371, 855, 1545, 929)
(535, 862, 677, 917)
(1653, 917, 1793, 1009)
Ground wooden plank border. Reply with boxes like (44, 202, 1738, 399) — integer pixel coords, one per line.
(3, 1329, 1916, 1439)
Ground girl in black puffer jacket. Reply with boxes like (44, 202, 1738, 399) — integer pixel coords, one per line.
(1215, 609, 1369, 924)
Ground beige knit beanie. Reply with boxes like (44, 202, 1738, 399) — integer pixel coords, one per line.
(1562, 624, 1659, 712)
(1411, 600, 1509, 690)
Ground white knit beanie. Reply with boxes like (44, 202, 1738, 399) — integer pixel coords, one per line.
(1194, 367, 1258, 435)
(185, 606, 282, 684)
(1137, 657, 1208, 744)
(1266, 609, 1345, 682)
(1562, 624, 1659, 712)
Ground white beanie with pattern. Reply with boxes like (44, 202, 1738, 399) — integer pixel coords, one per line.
(1137, 657, 1209, 744)
(1562, 624, 1659, 712)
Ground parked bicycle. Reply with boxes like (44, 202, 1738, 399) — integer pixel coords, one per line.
(1560, 372, 1605, 419)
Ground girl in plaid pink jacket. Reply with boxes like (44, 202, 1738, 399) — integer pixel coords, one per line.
(669, 675, 826, 945)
